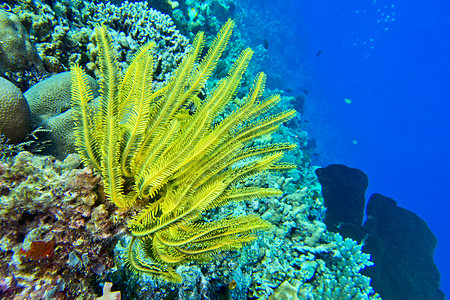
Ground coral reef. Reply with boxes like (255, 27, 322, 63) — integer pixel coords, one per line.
(0, 152, 127, 299)
(0, 1, 190, 92)
(80, 1, 190, 84)
(9, 0, 190, 86)
(0, 146, 379, 299)
(0, 77, 31, 143)
(245, 186, 380, 299)
(102, 165, 379, 299)
(0, 2, 384, 299)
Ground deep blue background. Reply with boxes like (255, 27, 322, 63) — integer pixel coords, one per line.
(240, 0, 449, 295)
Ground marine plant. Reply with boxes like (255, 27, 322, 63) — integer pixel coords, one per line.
(70, 19, 296, 283)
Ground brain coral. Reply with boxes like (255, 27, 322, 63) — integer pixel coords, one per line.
(24, 71, 99, 159)
(0, 8, 45, 73)
(0, 77, 31, 143)
(24, 71, 99, 128)
(44, 109, 77, 160)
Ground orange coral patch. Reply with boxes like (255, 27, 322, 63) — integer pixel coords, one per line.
(19, 240, 55, 260)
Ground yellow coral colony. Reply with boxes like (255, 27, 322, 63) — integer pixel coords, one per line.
(71, 20, 296, 283)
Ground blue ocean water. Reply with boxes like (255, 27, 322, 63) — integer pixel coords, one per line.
(240, 0, 449, 296)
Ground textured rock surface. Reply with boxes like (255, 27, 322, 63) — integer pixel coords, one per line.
(0, 9, 44, 73)
(363, 193, 445, 300)
(0, 77, 31, 143)
(315, 164, 368, 241)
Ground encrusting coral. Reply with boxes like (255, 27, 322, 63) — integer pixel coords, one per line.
(71, 19, 296, 283)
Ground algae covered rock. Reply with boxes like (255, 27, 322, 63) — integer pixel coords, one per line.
(0, 9, 44, 73)
(0, 77, 31, 143)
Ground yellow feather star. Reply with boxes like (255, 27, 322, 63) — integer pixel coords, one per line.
(71, 19, 296, 283)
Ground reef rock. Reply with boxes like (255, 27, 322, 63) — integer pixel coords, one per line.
(363, 193, 445, 300)
(0, 9, 44, 73)
(315, 164, 367, 241)
(0, 77, 31, 143)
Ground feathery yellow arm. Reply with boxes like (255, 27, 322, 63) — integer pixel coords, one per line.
(159, 49, 255, 182)
(95, 26, 126, 207)
(120, 48, 155, 178)
(176, 19, 234, 108)
(126, 237, 182, 283)
(71, 65, 101, 171)
(154, 215, 272, 247)
(132, 33, 204, 172)
(118, 42, 155, 117)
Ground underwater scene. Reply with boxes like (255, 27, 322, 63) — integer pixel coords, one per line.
(0, 0, 447, 299)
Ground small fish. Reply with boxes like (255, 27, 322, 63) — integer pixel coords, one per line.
(316, 50, 322, 57)
(229, 279, 237, 290)
(344, 98, 352, 104)
(263, 39, 269, 49)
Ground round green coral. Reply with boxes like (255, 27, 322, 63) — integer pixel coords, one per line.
(0, 77, 31, 143)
